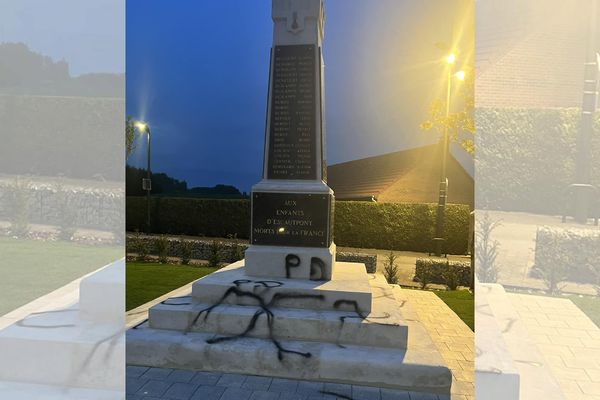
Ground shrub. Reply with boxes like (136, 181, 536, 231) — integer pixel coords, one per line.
(531, 227, 600, 294)
(180, 239, 193, 265)
(383, 252, 399, 284)
(6, 177, 31, 238)
(414, 258, 471, 289)
(208, 240, 223, 268)
(443, 265, 461, 290)
(336, 252, 378, 273)
(126, 197, 471, 254)
(132, 232, 149, 262)
(55, 183, 78, 241)
(156, 235, 170, 264)
(226, 233, 245, 262)
(475, 212, 500, 283)
(231, 244, 245, 262)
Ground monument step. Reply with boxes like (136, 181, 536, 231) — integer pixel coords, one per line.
(126, 325, 451, 395)
(191, 260, 372, 313)
(148, 299, 408, 349)
(0, 306, 124, 391)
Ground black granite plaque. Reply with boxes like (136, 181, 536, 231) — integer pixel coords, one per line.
(267, 45, 317, 180)
(251, 192, 332, 247)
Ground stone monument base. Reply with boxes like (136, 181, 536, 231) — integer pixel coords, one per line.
(245, 243, 336, 280)
(126, 261, 452, 395)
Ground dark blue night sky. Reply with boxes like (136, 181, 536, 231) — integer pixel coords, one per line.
(126, 0, 468, 192)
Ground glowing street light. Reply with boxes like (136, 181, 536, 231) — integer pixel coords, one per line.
(135, 121, 149, 133)
(434, 56, 464, 257)
(134, 120, 152, 233)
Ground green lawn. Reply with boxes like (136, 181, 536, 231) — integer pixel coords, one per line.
(0, 237, 122, 316)
(126, 262, 217, 310)
(435, 290, 474, 331)
(567, 295, 600, 328)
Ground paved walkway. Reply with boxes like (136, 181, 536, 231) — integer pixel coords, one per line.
(394, 289, 474, 400)
(508, 293, 600, 400)
(126, 368, 447, 400)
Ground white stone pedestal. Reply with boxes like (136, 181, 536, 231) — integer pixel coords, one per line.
(245, 243, 336, 280)
(127, 261, 452, 395)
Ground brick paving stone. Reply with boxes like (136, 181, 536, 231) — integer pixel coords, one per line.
(352, 385, 381, 400)
(277, 393, 305, 400)
(190, 371, 222, 386)
(163, 382, 199, 400)
(268, 378, 299, 393)
(297, 381, 324, 396)
(127, 377, 149, 395)
(190, 385, 226, 400)
(249, 390, 279, 400)
(217, 373, 247, 388)
(243, 375, 273, 391)
(380, 388, 410, 400)
(323, 382, 352, 398)
(142, 368, 174, 380)
(137, 380, 173, 397)
(406, 392, 437, 400)
(579, 381, 600, 396)
(166, 369, 197, 383)
(127, 366, 150, 378)
(220, 387, 254, 400)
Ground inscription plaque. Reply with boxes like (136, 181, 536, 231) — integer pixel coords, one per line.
(267, 44, 317, 180)
(251, 192, 332, 247)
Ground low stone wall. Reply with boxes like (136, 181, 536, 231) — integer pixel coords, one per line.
(126, 234, 377, 271)
(126, 234, 246, 263)
(0, 178, 123, 231)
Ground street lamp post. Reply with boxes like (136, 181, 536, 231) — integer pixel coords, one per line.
(572, 0, 599, 224)
(434, 54, 464, 257)
(135, 121, 151, 233)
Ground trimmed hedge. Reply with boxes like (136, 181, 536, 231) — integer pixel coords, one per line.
(413, 258, 472, 289)
(477, 108, 600, 214)
(127, 197, 470, 254)
(127, 197, 250, 238)
(334, 201, 470, 254)
(336, 252, 378, 273)
(531, 227, 600, 286)
(125, 234, 378, 271)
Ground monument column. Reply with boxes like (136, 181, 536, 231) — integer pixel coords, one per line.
(245, 0, 335, 280)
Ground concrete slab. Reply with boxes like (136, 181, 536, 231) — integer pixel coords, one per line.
(126, 327, 451, 395)
(191, 261, 372, 313)
(148, 298, 407, 349)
